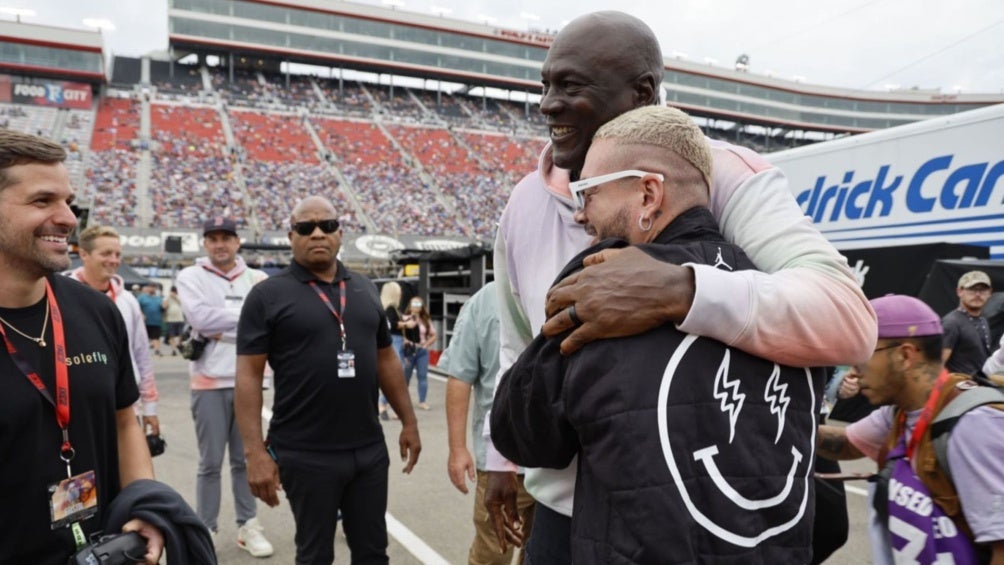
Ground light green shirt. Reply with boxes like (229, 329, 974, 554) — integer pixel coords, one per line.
(439, 282, 499, 470)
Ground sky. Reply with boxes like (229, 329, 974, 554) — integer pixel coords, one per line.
(8, 0, 1004, 94)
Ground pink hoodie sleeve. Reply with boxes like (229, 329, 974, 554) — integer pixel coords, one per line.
(678, 142, 877, 367)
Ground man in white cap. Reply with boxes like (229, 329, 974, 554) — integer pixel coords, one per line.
(942, 270, 993, 376)
(818, 294, 1004, 564)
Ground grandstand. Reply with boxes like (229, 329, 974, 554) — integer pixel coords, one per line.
(1, 1, 1002, 268)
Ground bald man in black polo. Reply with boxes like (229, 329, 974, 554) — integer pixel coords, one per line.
(236, 196, 421, 564)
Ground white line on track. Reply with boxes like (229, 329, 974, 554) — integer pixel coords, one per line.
(845, 485, 869, 497)
(260, 405, 450, 563)
(386, 513, 451, 565)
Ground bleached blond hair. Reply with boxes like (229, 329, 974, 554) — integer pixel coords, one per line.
(592, 106, 712, 192)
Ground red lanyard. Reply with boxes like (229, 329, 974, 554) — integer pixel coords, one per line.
(899, 369, 952, 459)
(201, 264, 244, 282)
(0, 279, 73, 461)
(309, 280, 347, 350)
(76, 273, 115, 303)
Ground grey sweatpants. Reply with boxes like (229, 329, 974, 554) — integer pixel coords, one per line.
(191, 388, 257, 531)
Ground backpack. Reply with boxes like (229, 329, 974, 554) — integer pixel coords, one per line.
(178, 324, 207, 361)
(929, 380, 1004, 487)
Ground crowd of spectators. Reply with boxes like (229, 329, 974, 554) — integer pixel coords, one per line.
(412, 90, 467, 126)
(266, 74, 321, 109)
(453, 131, 544, 238)
(342, 160, 460, 236)
(148, 104, 243, 229)
(86, 149, 139, 226)
(213, 69, 275, 109)
(242, 160, 365, 234)
(318, 80, 374, 118)
(59, 110, 95, 188)
(151, 153, 245, 229)
(370, 85, 429, 124)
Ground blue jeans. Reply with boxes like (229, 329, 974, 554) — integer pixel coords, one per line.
(380, 336, 405, 407)
(403, 347, 429, 403)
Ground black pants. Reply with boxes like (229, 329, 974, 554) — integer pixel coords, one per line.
(811, 456, 849, 564)
(278, 441, 390, 565)
(524, 503, 572, 565)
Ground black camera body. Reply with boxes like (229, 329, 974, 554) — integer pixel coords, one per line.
(70, 531, 146, 564)
(178, 325, 207, 361)
(146, 433, 166, 457)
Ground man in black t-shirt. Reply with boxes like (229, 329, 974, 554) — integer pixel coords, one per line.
(236, 195, 421, 564)
(942, 270, 993, 375)
(0, 130, 162, 564)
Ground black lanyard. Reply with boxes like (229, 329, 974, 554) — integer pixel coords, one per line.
(309, 281, 347, 350)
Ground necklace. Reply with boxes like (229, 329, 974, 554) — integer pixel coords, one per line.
(0, 300, 50, 347)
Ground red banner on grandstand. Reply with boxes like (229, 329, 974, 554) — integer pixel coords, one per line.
(10, 79, 91, 109)
(0, 75, 9, 103)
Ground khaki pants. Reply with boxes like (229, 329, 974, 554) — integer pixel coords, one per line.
(469, 470, 536, 565)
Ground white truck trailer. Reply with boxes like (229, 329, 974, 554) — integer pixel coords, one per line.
(766, 104, 1004, 259)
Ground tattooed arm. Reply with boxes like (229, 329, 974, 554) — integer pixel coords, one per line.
(817, 425, 866, 461)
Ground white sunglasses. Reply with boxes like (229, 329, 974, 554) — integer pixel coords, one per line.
(569, 169, 664, 209)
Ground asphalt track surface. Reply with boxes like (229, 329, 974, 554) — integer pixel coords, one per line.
(148, 354, 876, 564)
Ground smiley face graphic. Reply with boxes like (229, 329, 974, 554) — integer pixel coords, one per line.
(657, 334, 820, 547)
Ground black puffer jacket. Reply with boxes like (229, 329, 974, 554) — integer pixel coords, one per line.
(492, 207, 824, 564)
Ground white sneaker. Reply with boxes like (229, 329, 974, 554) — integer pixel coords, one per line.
(237, 517, 274, 557)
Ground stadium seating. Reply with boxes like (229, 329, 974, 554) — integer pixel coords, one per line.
(150, 60, 204, 94)
(78, 62, 560, 237)
(0, 102, 58, 137)
(317, 79, 373, 118)
(87, 149, 139, 227)
(229, 109, 318, 163)
(149, 104, 239, 228)
(91, 96, 140, 151)
(242, 160, 364, 234)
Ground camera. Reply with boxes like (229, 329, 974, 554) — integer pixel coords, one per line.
(146, 433, 166, 457)
(70, 531, 146, 564)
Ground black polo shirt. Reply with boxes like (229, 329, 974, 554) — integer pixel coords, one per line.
(238, 260, 392, 452)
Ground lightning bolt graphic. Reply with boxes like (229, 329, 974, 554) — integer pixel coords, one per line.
(713, 350, 745, 443)
(764, 365, 791, 444)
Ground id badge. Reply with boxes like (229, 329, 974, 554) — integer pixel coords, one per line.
(49, 470, 98, 529)
(338, 350, 356, 378)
